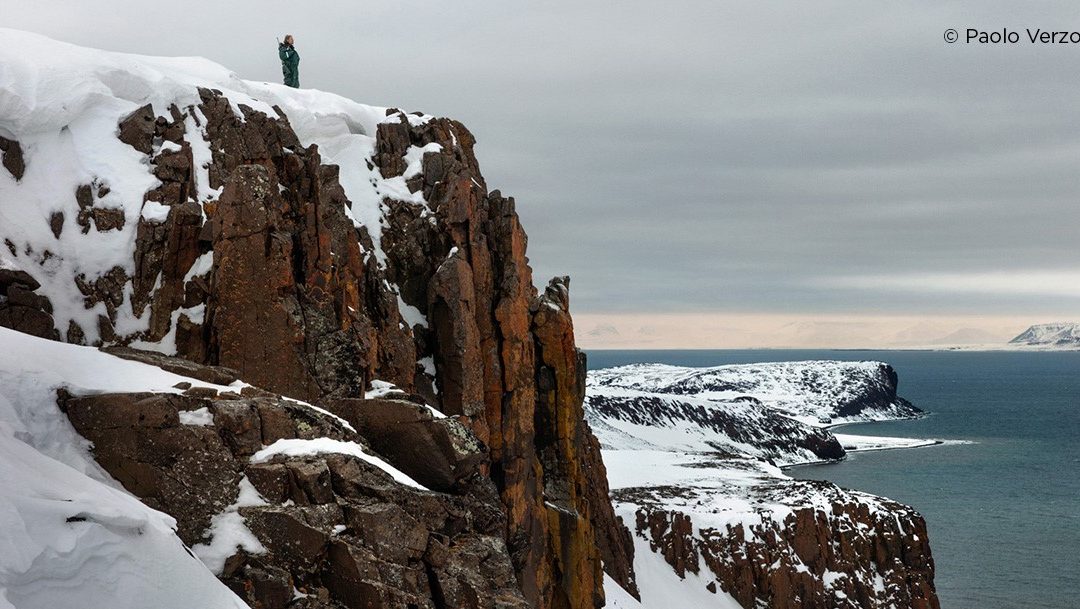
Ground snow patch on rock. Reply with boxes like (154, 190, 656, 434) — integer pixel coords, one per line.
(191, 476, 268, 575)
(251, 437, 427, 490)
(178, 406, 214, 427)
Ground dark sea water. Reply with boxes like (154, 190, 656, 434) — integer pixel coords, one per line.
(587, 349, 1080, 609)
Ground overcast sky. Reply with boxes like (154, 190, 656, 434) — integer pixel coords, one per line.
(5, 1, 1080, 347)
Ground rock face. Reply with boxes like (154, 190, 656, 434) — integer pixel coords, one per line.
(532, 278, 638, 605)
(120, 90, 400, 401)
(333, 396, 485, 493)
(5, 82, 634, 608)
(625, 477, 939, 609)
(587, 389, 845, 464)
(0, 268, 59, 340)
(61, 384, 529, 609)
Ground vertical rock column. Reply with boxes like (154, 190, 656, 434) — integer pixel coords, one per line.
(210, 164, 324, 399)
(533, 277, 639, 606)
(532, 277, 602, 609)
(373, 111, 640, 608)
(482, 192, 555, 607)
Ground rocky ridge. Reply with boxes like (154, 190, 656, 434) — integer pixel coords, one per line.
(61, 365, 529, 609)
(0, 31, 634, 609)
(616, 460, 939, 609)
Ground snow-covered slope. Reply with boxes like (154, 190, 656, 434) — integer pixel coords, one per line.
(0, 325, 433, 609)
(0, 327, 249, 609)
(1008, 323, 1080, 349)
(586, 385, 844, 464)
(0, 27, 428, 349)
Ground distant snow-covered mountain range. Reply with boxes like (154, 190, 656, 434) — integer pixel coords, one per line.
(1007, 323, 1080, 349)
(922, 322, 1080, 351)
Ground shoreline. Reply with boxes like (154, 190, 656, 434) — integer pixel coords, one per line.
(781, 439, 946, 470)
(782, 413, 971, 470)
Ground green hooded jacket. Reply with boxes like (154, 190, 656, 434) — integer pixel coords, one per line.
(279, 43, 300, 88)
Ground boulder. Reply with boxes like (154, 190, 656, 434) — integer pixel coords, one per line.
(117, 104, 156, 154)
(329, 397, 484, 492)
(63, 392, 241, 542)
(0, 267, 58, 340)
(0, 268, 40, 291)
(0, 136, 25, 180)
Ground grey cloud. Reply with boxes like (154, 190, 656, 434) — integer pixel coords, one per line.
(5, 0, 1080, 320)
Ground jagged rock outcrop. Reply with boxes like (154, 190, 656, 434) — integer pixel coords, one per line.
(372, 117, 639, 605)
(624, 479, 939, 609)
(61, 380, 528, 609)
(0, 136, 24, 181)
(5, 80, 633, 607)
(331, 396, 485, 493)
(0, 268, 59, 340)
(119, 90, 413, 400)
(532, 277, 638, 604)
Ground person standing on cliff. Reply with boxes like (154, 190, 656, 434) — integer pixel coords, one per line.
(279, 35, 300, 88)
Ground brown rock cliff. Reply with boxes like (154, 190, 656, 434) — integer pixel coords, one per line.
(14, 90, 639, 609)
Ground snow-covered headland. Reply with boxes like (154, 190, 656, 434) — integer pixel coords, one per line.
(586, 361, 943, 609)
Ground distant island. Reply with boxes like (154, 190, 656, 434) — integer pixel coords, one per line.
(1007, 323, 1080, 349)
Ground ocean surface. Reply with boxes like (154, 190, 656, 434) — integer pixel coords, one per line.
(587, 349, 1080, 609)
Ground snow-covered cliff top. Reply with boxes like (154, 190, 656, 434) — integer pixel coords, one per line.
(0, 28, 398, 138)
(588, 360, 920, 426)
(0, 28, 434, 347)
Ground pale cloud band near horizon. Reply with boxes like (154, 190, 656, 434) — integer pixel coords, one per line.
(573, 312, 1059, 350)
